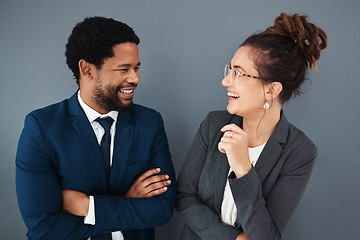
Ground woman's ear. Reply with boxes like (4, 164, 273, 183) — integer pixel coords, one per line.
(264, 82, 283, 100)
(78, 59, 93, 80)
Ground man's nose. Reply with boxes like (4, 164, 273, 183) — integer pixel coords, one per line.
(127, 70, 140, 84)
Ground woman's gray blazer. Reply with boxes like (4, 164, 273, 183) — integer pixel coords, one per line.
(175, 110, 317, 240)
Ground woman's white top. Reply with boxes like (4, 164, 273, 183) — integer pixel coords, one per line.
(220, 142, 266, 226)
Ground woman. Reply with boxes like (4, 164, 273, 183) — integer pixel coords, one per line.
(175, 13, 327, 240)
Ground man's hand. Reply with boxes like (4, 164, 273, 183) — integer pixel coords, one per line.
(125, 168, 171, 199)
(62, 189, 90, 216)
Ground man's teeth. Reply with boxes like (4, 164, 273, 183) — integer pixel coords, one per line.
(228, 92, 240, 98)
(120, 89, 133, 94)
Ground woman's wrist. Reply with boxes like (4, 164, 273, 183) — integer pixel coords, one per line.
(233, 162, 252, 178)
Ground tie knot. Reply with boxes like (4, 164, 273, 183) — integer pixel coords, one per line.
(96, 117, 114, 133)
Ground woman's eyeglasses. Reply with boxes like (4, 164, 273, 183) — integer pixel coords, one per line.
(224, 64, 262, 86)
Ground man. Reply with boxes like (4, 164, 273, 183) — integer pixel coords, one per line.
(16, 16, 176, 240)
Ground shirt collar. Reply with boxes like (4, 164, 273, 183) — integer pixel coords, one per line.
(77, 91, 118, 124)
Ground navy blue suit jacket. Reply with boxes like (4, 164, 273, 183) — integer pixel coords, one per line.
(16, 92, 177, 240)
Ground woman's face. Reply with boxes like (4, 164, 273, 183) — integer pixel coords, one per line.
(222, 45, 266, 118)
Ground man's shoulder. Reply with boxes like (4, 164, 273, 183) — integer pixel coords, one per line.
(130, 104, 165, 134)
(30, 98, 71, 119)
(131, 103, 162, 120)
(20, 97, 75, 136)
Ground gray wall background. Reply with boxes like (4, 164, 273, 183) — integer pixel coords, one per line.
(1, 0, 359, 239)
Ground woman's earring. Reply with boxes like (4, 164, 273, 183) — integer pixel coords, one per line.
(264, 102, 270, 110)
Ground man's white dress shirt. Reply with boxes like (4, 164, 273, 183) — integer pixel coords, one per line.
(77, 92, 123, 240)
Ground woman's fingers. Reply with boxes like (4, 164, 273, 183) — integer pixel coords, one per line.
(221, 124, 243, 133)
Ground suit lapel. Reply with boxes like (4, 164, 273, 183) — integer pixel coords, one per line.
(254, 111, 289, 183)
(212, 112, 289, 212)
(213, 114, 243, 213)
(108, 112, 133, 193)
(254, 137, 284, 183)
(68, 93, 108, 192)
(213, 148, 231, 214)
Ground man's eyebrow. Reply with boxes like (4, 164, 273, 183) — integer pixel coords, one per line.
(116, 62, 141, 68)
(116, 64, 131, 68)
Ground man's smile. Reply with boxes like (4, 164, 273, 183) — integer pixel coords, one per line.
(120, 89, 134, 94)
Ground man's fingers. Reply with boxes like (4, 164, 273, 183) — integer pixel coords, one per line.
(145, 179, 171, 192)
(142, 174, 169, 187)
(136, 168, 161, 182)
(125, 168, 171, 199)
(146, 186, 168, 197)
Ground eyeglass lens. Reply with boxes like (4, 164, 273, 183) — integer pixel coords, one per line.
(224, 65, 236, 85)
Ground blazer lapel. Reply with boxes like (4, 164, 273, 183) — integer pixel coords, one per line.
(254, 137, 283, 183)
(68, 93, 108, 192)
(212, 112, 289, 211)
(213, 114, 243, 213)
(108, 112, 133, 193)
(213, 148, 231, 215)
(254, 111, 289, 183)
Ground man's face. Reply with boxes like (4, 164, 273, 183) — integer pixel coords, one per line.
(92, 42, 140, 113)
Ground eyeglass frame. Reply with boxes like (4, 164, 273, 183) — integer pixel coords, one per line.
(224, 64, 262, 86)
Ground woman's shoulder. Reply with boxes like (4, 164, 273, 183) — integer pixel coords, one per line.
(287, 122, 317, 152)
(278, 114, 317, 163)
(275, 111, 316, 151)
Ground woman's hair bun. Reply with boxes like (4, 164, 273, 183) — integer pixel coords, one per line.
(265, 13, 327, 71)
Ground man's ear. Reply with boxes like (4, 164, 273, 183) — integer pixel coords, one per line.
(78, 59, 93, 80)
(264, 82, 283, 100)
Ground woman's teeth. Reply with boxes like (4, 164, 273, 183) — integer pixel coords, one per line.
(228, 92, 240, 99)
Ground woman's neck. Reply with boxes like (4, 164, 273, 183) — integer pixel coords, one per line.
(242, 104, 281, 148)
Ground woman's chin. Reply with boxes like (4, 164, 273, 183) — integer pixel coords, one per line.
(226, 105, 237, 115)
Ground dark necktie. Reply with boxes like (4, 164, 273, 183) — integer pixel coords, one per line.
(96, 117, 114, 177)
(93, 117, 113, 240)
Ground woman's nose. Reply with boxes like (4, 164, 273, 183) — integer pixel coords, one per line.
(222, 75, 231, 87)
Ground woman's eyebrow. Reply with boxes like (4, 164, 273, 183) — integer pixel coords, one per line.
(232, 64, 246, 72)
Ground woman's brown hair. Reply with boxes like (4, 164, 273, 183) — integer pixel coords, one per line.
(242, 13, 328, 103)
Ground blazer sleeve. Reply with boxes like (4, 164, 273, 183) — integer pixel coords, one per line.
(16, 113, 95, 240)
(91, 113, 177, 233)
(229, 140, 317, 239)
(175, 113, 241, 240)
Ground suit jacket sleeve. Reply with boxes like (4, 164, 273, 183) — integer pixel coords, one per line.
(175, 113, 241, 240)
(16, 113, 95, 240)
(92, 113, 177, 233)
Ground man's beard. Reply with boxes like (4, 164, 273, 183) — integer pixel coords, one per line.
(93, 82, 135, 113)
